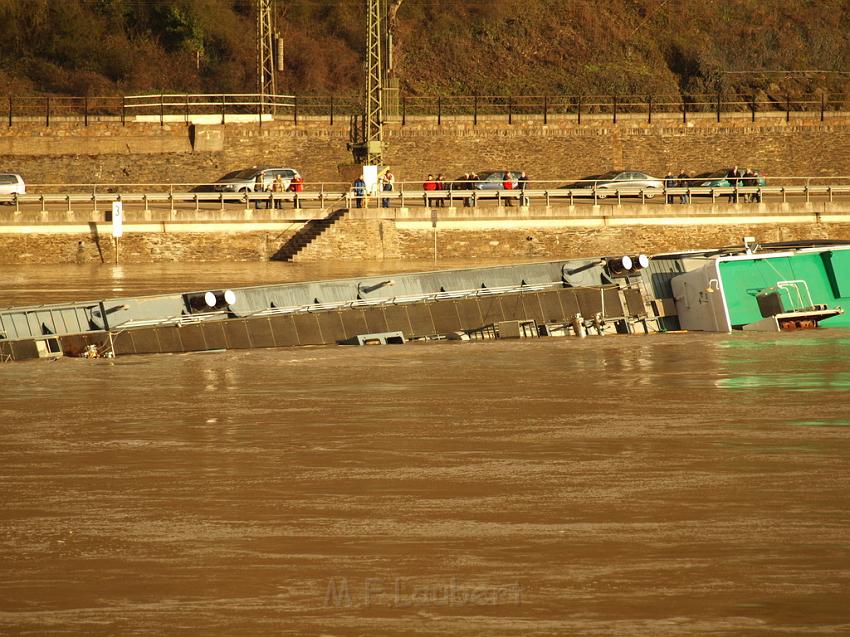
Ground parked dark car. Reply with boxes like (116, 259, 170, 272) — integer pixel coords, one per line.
(453, 170, 523, 190)
(695, 169, 767, 188)
(560, 170, 663, 198)
(471, 170, 522, 190)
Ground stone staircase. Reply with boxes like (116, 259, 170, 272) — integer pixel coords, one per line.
(271, 208, 348, 261)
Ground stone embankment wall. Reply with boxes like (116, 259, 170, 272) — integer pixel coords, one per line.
(396, 222, 850, 262)
(0, 227, 300, 264)
(2, 220, 848, 265)
(1, 202, 849, 264)
(3, 115, 850, 187)
(300, 205, 850, 262)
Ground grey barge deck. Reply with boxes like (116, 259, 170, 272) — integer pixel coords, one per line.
(1, 257, 670, 361)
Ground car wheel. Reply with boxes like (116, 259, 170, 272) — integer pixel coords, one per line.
(596, 191, 608, 199)
(644, 189, 657, 199)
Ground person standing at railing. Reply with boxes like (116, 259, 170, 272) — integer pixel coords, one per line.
(272, 174, 284, 209)
(288, 174, 303, 208)
(751, 170, 762, 203)
(255, 172, 268, 209)
(381, 169, 394, 208)
(353, 176, 366, 209)
(424, 174, 437, 207)
(677, 169, 691, 204)
(518, 171, 529, 206)
(435, 174, 446, 207)
(727, 165, 741, 203)
(743, 168, 757, 203)
(664, 171, 676, 204)
(502, 169, 514, 207)
(459, 173, 472, 207)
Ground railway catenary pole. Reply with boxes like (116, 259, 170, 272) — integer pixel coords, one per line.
(364, 0, 384, 164)
(257, 0, 276, 116)
(348, 0, 385, 165)
(349, 0, 406, 165)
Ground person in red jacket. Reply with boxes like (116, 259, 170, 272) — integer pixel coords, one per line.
(502, 169, 514, 207)
(288, 174, 304, 208)
(423, 174, 437, 207)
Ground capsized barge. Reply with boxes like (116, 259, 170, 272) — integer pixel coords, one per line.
(1, 240, 847, 362)
(0, 257, 661, 361)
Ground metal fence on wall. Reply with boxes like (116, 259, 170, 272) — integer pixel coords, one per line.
(1, 92, 849, 127)
(397, 93, 850, 125)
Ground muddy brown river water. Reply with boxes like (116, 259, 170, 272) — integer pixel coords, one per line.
(1, 263, 849, 636)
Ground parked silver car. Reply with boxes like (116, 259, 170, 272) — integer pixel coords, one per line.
(204, 166, 301, 193)
(0, 173, 26, 199)
(563, 170, 663, 198)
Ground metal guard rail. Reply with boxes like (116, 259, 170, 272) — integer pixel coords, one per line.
(3, 184, 850, 212)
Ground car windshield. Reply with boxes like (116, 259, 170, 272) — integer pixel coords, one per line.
(478, 171, 520, 180)
(216, 170, 244, 180)
(0, 175, 19, 185)
(596, 171, 621, 180)
(220, 169, 260, 181)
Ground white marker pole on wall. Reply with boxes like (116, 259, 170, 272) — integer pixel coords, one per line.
(431, 208, 438, 263)
(112, 201, 124, 265)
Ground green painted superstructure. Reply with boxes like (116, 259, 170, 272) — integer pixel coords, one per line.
(719, 248, 850, 328)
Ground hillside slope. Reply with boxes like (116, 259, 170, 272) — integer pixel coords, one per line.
(0, 0, 847, 99)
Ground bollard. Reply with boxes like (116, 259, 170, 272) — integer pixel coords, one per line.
(593, 313, 605, 335)
(572, 314, 586, 338)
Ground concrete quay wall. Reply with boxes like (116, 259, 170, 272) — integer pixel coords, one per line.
(2, 117, 850, 188)
(0, 202, 848, 264)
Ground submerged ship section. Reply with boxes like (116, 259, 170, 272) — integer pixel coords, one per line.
(2, 240, 848, 362)
(0, 258, 658, 361)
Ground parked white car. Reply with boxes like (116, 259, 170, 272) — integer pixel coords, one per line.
(0, 173, 25, 199)
(205, 166, 300, 193)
